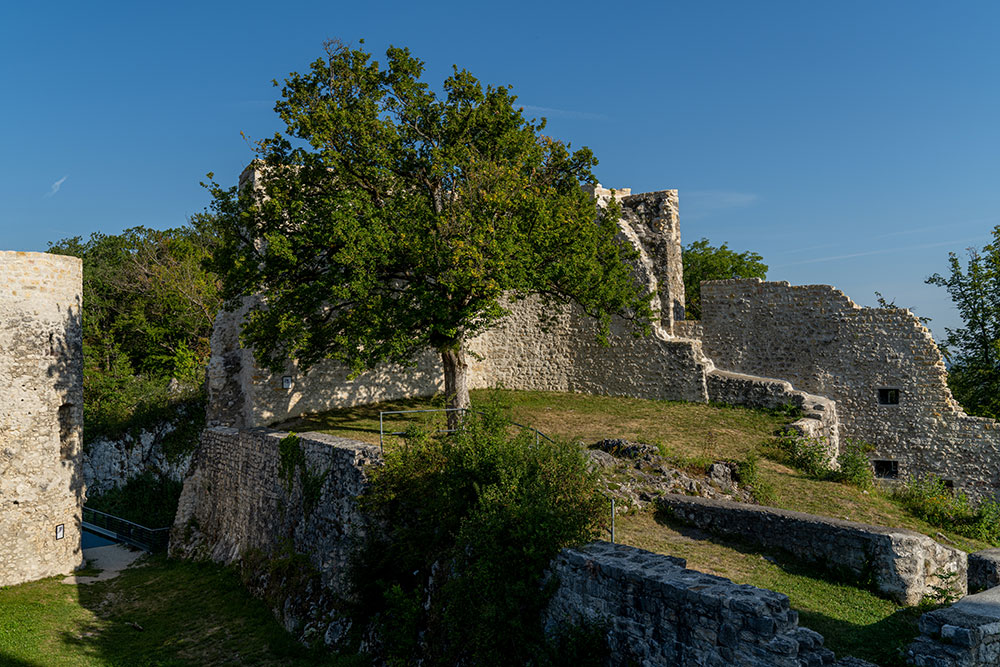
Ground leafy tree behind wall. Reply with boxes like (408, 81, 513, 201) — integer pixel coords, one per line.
(682, 238, 768, 319)
(205, 40, 653, 421)
(48, 218, 220, 441)
(927, 226, 1000, 419)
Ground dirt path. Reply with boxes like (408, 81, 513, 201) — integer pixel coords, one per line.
(62, 543, 145, 584)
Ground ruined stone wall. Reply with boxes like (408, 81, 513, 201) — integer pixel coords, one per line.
(701, 279, 1000, 499)
(659, 494, 967, 605)
(170, 427, 379, 642)
(206, 189, 705, 428)
(0, 251, 84, 586)
(545, 541, 864, 666)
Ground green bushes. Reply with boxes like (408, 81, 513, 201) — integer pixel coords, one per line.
(777, 436, 875, 489)
(351, 401, 606, 666)
(891, 474, 1000, 544)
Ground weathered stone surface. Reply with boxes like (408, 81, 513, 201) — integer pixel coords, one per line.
(83, 419, 194, 494)
(0, 251, 85, 586)
(659, 493, 967, 605)
(701, 279, 1000, 500)
(969, 549, 1000, 592)
(170, 427, 380, 644)
(545, 541, 844, 666)
(909, 586, 1000, 665)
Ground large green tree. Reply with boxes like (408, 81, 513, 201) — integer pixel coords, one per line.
(682, 238, 768, 319)
(206, 41, 652, 418)
(927, 226, 1000, 419)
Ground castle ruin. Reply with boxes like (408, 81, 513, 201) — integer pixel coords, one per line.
(206, 180, 1000, 499)
(0, 251, 85, 586)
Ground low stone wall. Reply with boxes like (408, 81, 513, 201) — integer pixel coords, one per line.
(659, 494, 966, 605)
(706, 369, 840, 454)
(908, 586, 1000, 665)
(546, 541, 872, 666)
(969, 549, 1000, 592)
(170, 427, 380, 642)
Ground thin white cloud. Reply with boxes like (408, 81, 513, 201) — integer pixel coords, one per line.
(779, 237, 985, 267)
(45, 175, 68, 198)
(682, 190, 760, 219)
(520, 105, 608, 121)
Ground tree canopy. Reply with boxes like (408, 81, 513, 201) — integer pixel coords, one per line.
(681, 238, 768, 319)
(927, 226, 1000, 419)
(48, 219, 220, 442)
(206, 40, 652, 414)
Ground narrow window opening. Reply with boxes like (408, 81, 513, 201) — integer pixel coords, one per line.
(878, 388, 900, 405)
(873, 460, 899, 479)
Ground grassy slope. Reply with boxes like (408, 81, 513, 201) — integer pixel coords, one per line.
(281, 388, 989, 666)
(0, 555, 360, 667)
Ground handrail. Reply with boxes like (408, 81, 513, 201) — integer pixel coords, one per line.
(378, 408, 555, 453)
(82, 506, 171, 552)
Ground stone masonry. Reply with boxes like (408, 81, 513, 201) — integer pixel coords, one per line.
(659, 493, 967, 606)
(0, 251, 85, 586)
(545, 541, 871, 666)
(700, 279, 1000, 500)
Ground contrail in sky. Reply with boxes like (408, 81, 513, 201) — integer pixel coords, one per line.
(45, 175, 68, 198)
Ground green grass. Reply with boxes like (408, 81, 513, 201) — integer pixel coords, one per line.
(617, 512, 925, 666)
(275, 388, 789, 465)
(0, 555, 363, 666)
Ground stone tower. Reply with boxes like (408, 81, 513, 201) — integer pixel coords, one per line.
(0, 251, 85, 586)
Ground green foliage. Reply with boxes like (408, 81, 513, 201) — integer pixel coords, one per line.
(737, 449, 777, 505)
(890, 474, 1000, 544)
(48, 220, 220, 444)
(277, 432, 329, 516)
(85, 471, 184, 528)
(682, 238, 767, 320)
(205, 40, 652, 412)
(926, 225, 1000, 418)
(351, 400, 604, 665)
(775, 435, 875, 489)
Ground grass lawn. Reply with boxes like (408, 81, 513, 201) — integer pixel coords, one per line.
(0, 555, 362, 666)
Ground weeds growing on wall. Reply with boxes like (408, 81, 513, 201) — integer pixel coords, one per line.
(85, 471, 184, 528)
(350, 398, 606, 666)
(890, 474, 1000, 545)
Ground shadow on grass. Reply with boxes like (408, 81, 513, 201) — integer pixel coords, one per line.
(0, 652, 44, 667)
(60, 554, 363, 666)
(273, 395, 447, 439)
(651, 509, 924, 667)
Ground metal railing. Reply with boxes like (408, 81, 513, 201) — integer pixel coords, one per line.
(378, 408, 555, 453)
(82, 506, 171, 552)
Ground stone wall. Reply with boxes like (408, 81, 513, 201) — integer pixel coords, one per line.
(546, 541, 870, 666)
(0, 251, 85, 586)
(659, 493, 966, 605)
(908, 586, 1000, 666)
(701, 279, 1000, 499)
(170, 427, 380, 641)
(206, 188, 708, 429)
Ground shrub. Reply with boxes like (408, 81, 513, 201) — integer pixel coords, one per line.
(832, 439, 875, 489)
(351, 400, 605, 666)
(85, 472, 184, 528)
(888, 473, 1000, 544)
(737, 449, 777, 505)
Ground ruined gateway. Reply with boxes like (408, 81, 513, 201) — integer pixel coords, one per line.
(207, 183, 1000, 500)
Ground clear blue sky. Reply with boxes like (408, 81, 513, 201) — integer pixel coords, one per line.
(3, 0, 998, 343)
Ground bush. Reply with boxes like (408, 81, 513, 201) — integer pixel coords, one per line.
(351, 400, 605, 666)
(889, 473, 1000, 544)
(737, 449, 777, 505)
(776, 435, 875, 490)
(832, 439, 875, 489)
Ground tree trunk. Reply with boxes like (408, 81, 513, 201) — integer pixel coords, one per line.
(441, 345, 470, 430)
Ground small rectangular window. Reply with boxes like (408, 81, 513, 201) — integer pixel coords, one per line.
(878, 388, 900, 405)
(873, 460, 899, 479)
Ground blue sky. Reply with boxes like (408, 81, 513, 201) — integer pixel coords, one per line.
(3, 0, 998, 343)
